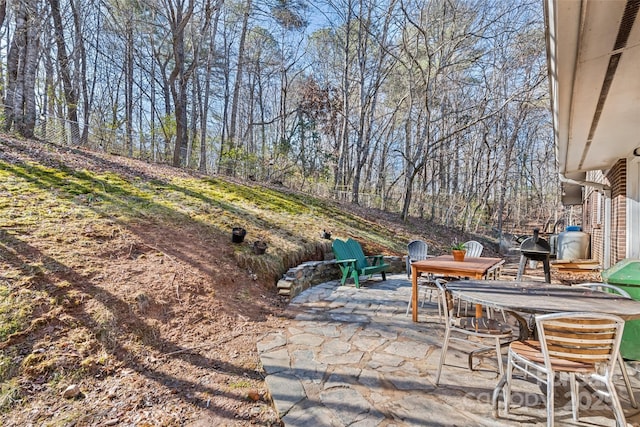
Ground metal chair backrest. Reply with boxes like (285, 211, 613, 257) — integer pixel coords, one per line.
(536, 312, 624, 371)
(406, 240, 429, 277)
(573, 283, 631, 298)
(434, 279, 455, 324)
(464, 240, 483, 257)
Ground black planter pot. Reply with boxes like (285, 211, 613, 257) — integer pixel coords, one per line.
(232, 227, 247, 243)
(322, 230, 332, 239)
(253, 241, 267, 255)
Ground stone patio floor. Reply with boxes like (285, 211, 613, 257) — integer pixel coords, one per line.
(257, 274, 640, 426)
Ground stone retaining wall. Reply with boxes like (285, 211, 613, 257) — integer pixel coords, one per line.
(276, 256, 405, 299)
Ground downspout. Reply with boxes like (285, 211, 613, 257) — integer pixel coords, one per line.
(559, 173, 612, 268)
(604, 194, 611, 269)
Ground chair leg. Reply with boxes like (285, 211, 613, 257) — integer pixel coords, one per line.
(456, 299, 469, 317)
(569, 373, 579, 421)
(492, 374, 507, 418)
(420, 287, 428, 307)
(605, 378, 628, 427)
(435, 328, 451, 385)
(405, 287, 421, 317)
(494, 338, 504, 376)
(546, 372, 555, 427)
(352, 272, 360, 288)
(406, 287, 444, 321)
(428, 287, 443, 321)
(617, 353, 638, 408)
(339, 269, 348, 286)
(503, 350, 514, 415)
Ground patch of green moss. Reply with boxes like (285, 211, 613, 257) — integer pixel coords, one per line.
(0, 353, 17, 383)
(0, 378, 20, 413)
(1, 149, 406, 287)
(0, 286, 35, 341)
(228, 380, 252, 389)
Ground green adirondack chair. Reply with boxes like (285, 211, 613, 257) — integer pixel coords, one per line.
(332, 238, 389, 288)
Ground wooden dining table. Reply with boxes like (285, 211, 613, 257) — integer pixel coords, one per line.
(410, 255, 504, 322)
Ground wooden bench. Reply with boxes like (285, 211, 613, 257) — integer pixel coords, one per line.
(332, 238, 389, 288)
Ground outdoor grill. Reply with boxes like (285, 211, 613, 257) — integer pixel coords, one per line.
(516, 228, 551, 283)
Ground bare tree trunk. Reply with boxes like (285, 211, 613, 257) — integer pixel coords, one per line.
(42, 35, 55, 138)
(48, 0, 81, 144)
(4, 2, 26, 132)
(124, 14, 134, 156)
(335, 0, 353, 196)
(0, 0, 6, 28)
(188, 67, 198, 168)
(199, 3, 221, 172)
(70, 0, 90, 145)
(166, 0, 211, 168)
(4, 0, 40, 138)
(198, 67, 208, 172)
(152, 38, 173, 161)
(226, 0, 252, 175)
(167, 0, 195, 167)
(0, 0, 6, 107)
(150, 40, 157, 162)
(22, 17, 40, 137)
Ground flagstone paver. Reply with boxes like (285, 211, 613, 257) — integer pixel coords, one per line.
(258, 274, 640, 426)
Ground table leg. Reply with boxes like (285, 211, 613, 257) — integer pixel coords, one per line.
(475, 303, 483, 331)
(507, 311, 532, 341)
(516, 255, 527, 281)
(412, 265, 418, 322)
(467, 304, 486, 369)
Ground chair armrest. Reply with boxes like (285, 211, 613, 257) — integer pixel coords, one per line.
(335, 258, 357, 267)
(366, 255, 385, 265)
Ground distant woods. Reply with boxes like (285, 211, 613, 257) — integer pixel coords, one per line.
(0, 0, 557, 235)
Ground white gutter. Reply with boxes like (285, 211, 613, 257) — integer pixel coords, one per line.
(558, 173, 610, 192)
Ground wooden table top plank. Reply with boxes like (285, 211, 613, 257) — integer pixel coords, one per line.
(411, 255, 503, 278)
(447, 280, 640, 321)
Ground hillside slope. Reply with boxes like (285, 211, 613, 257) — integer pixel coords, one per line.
(0, 136, 488, 426)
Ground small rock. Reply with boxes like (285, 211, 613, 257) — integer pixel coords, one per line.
(104, 419, 119, 426)
(62, 384, 81, 399)
(107, 386, 118, 399)
(247, 390, 261, 401)
(135, 293, 150, 312)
